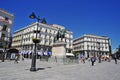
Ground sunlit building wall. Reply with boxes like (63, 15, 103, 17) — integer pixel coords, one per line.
(73, 34, 111, 57)
(12, 22, 73, 52)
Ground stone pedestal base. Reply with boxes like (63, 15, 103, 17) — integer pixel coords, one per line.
(52, 42, 66, 57)
(51, 42, 66, 63)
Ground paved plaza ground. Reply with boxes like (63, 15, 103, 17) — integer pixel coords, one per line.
(0, 59, 120, 80)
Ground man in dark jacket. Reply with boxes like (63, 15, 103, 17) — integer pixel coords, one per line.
(91, 56, 95, 66)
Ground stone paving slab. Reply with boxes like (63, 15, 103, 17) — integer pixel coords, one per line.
(0, 59, 120, 80)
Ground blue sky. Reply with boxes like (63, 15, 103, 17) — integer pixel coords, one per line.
(0, 0, 120, 50)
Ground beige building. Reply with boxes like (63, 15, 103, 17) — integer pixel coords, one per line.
(12, 22, 73, 53)
(73, 34, 111, 57)
(0, 9, 14, 49)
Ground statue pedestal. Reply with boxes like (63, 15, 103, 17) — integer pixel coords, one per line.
(51, 42, 66, 63)
(52, 42, 66, 56)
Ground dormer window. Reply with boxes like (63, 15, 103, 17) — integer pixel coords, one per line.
(5, 17, 8, 21)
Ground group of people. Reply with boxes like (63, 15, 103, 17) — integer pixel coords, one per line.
(14, 53, 118, 66)
(90, 55, 117, 66)
(79, 56, 96, 66)
(79, 54, 118, 66)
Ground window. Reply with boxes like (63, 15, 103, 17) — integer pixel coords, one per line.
(1, 33, 5, 40)
(91, 46, 93, 49)
(45, 40, 48, 44)
(2, 33, 5, 37)
(105, 47, 107, 49)
(5, 17, 8, 21)
(38, 27, 41, 31)
(45, 29, 47, 33)
(2, 25, 7, 31)
(87, 45, 89, 47)
(54, 31, 56, 34)
(49, 30, 51, 33)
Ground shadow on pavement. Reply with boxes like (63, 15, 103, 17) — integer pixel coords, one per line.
(25, 66, 52, 71)
(37, 68, 45, 71)
(37, 66, 52, 71)
(25, 68, 45, 71)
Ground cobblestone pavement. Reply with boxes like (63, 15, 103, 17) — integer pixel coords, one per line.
(0, 59, 120, 80)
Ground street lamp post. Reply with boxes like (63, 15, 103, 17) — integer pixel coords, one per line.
(29, 12, 41, 71)
(1, 45, 5, 62)
(2, 47, 7, 62)
(2, 40, 7, 62)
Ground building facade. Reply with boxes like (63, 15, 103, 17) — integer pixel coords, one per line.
(73, 34, 111, 58)
(0, 9, 14, 49)
(113, 45, 120, 59)
(12, 22, 73, 53)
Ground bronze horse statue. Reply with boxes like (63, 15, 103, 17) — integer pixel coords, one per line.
(54, 29, 66, 42)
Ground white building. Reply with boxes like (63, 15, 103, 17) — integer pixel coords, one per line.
(12, 22, 73, 53)
(73, 34, 111, 58)
(0, 9, 14, 49)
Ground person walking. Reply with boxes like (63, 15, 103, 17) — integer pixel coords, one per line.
(82, 56, 86, 63)
(114, 54, 117, 64)
(22, 56, 24, 61)
(98, 54, 101, 63)
(14, 56, 19, 64)
(91, 56, 95, 66)
(108, 55, 112, 62)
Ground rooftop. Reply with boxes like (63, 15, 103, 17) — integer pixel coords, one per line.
(0, 8, 14, 16)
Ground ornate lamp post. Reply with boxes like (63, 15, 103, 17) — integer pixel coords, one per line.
(29, 12, 41, 71)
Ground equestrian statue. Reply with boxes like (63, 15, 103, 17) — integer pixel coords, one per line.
(54, 29, 66, 42)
